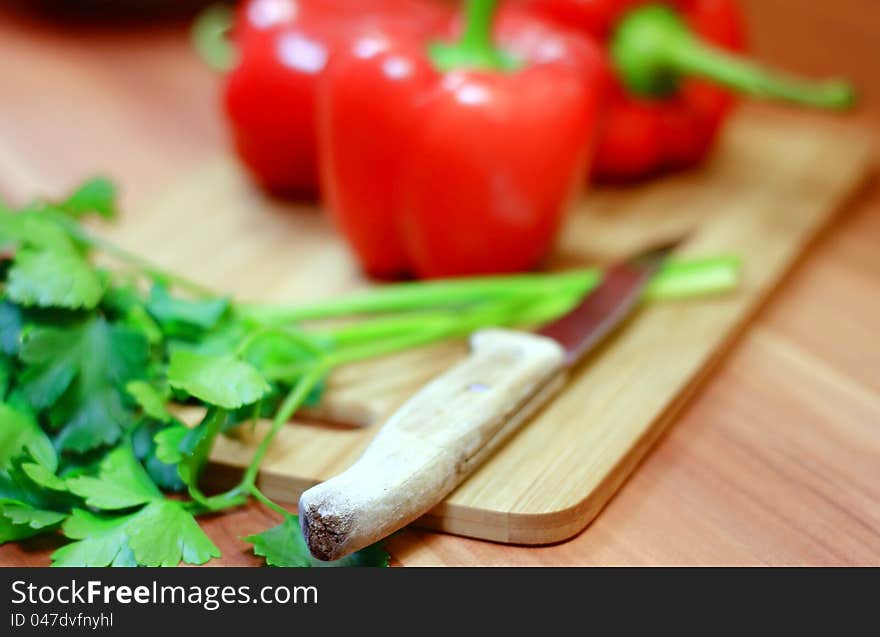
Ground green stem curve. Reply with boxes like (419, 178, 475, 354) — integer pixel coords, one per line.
(611, 4, 855, 109)
(429, 0, 520, 72)
(192, 4, 237, 72)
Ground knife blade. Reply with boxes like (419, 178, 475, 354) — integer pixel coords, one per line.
(299, 241, 678, 561)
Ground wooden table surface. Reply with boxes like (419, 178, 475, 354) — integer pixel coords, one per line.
(0, 0, 877, 566)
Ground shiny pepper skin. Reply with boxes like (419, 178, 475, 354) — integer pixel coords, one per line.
(224, 0, 449, 197)
(523, 0, 745, 181)
(319, 7, 608, 278)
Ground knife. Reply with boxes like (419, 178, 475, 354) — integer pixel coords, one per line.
(299, 242, 677, 561)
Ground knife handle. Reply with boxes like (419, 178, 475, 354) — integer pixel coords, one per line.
(299, 328, 566, 561)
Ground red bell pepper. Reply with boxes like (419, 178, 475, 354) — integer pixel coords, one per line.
(223, 0, 449, 197)
(522, 0, 855, 181)
(319, 1, 606, 279)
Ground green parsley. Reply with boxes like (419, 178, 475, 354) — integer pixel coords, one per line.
(167, 350, 270, 410)
(19, 318, 148, 453)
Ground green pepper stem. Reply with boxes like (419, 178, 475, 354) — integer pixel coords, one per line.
(192, 4, 237, 72)
(460, 0, 499, 55)
(611, 4, 855, 109)
(429, 0, 519, 72)
(666, 37, 854, 109)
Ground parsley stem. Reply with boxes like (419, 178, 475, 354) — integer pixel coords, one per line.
(240, 365, 327, 490)
(234, 324, 328, 359)
(47, 211, 217, 298)
(186, 490, 248, 513)
(250, 485, 289, 517)
(88, 233, 217, 298)
(184, 409, 248, 512)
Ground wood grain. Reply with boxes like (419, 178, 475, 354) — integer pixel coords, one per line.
(0, 0, 878, 566)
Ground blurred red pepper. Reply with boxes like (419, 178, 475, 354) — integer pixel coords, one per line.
(522, 0, 855, 181)
(319, 1, 606, 278)
(223, 0, 449, 197)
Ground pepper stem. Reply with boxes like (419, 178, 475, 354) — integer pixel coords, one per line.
(192, 4, 237, 72)
(429, 0, 520, 72)
(611, 4, 855, 109)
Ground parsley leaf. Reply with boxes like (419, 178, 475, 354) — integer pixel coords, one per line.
(132, 420, 185, 492)
(7, 248, 103, 310)
(126, 380, 173, 423)
(19, 318, 149, 453)
(0, 461, 67, 509)
(0, 209, 74, 254)
(168, 350, 269, 409)
(17, 326, 79, 409)
(1, 502, 65, 528)
(103, 285, 164, 345)
(0, 500, 66, 543)
(66, 444, 161, 510)
(51, 379, 132, 453)
(154, 409, 224, 489)
(147, 284, 229, 339)
(19, 461, 67, 492)
(0, 356, 12, 400)
(242, 328, 329, 371)
(126, 499, 220, 566)
(51, 509, 138, 567)
(246, 513, 390, 568)
(153, 424, 188, 466)
(0, 459, 73, 544)
(59, 177, 117, 220)
(170, 319, 247, 357)
(52, 441, 218, 567)
(53, 500, 219, 567)
(0, 401, 56, 471)
(0, 301, 23, 356)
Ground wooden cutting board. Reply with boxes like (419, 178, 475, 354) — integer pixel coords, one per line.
(98, 108, 872, 545)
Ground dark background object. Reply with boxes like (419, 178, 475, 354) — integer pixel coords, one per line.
(5, 0, 221, 21)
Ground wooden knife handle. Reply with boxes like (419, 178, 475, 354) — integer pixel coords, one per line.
(299, 328, 566, 561)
